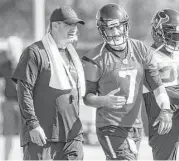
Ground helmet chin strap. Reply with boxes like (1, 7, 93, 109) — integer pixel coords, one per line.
(152, 43, 179, 55)
(165, 44, 179, 53)
(107, 35, 127, 50)
(109, 42, 127, 51)
(152, 43, 165, 54)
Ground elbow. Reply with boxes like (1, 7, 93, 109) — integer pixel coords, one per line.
(83, 95, 91, 106)
(83, 92, 95, 107)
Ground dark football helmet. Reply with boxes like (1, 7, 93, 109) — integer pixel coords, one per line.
(151, 9, 179, 52)
(96, 3, 129, 47)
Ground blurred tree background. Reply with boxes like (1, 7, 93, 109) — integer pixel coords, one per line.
(0, 0, 178, 46)
(0, 0, 178, 137)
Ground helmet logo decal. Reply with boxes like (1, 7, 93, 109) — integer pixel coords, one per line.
(155, 11, 169, 29)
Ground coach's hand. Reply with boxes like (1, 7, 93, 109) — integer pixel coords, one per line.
(104, 88, 126, 109)
(29, 126, 47, 146)
(153, 109, 173, 135)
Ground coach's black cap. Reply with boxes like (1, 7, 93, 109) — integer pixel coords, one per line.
(50, 5, 85, 25)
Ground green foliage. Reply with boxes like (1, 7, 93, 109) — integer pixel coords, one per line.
(0, 0, 33, 39)
(0, 0, 178, 45)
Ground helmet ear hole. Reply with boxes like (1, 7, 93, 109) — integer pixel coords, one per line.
(159, 11, 167, 19)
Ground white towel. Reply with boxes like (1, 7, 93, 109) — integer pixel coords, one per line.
(42, 33, 86, 96)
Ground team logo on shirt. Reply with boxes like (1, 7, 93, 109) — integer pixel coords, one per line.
(156, 53, 179, 87)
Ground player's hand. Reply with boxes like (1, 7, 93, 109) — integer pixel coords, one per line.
(29, 126, 47, 146)
(153, 109, 173, 135)
(104, 88, 126, 109)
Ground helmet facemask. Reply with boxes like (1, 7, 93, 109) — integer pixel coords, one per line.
(163, 25, 179, 52)
(97, 19, 129, 47)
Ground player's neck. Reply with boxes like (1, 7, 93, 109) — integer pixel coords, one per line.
(106, 44, 127, 59)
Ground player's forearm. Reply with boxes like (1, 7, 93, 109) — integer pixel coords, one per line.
(83, 93, 106, 108)
(153, 85, 171, 110)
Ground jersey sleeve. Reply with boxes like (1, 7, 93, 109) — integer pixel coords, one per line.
(82, 55, 101, 95)
(140, 43, 162, 91)
(12, 47, 40, 88)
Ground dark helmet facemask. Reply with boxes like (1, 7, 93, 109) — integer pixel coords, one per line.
(99, 21, 128, 46)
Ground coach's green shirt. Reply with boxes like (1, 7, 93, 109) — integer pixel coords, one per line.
(12, 41, 83, 146)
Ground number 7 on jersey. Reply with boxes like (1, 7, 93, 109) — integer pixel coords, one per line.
(119, 69, 137, 104)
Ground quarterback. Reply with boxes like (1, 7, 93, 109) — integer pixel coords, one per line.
(143, 9, 179, 160)
(82, 3, 173, 160)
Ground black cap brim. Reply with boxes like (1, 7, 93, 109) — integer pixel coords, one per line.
(64, 18, 85, 25)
